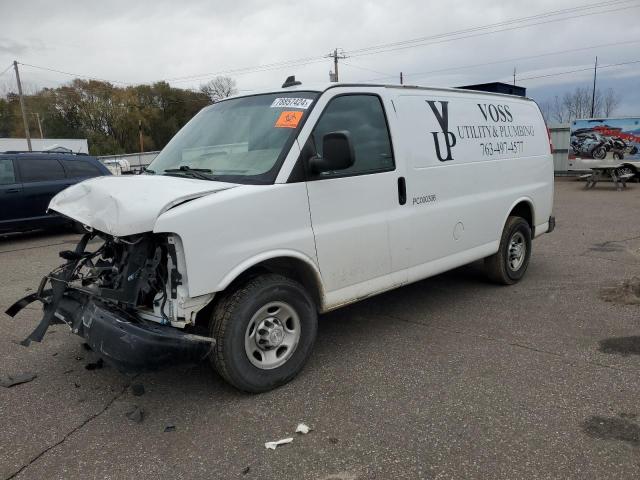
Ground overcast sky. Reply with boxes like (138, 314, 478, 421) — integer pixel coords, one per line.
(1, 0, 639, 116)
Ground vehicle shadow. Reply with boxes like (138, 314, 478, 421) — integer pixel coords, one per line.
(134, 260, 492, 398)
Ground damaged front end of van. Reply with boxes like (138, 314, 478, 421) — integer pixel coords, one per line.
(4, 177, 229, 372)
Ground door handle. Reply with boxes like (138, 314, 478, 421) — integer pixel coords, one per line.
(397, 177, 406, 205)
(6, 188, 21, 193)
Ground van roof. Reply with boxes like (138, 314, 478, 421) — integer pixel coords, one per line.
(231, 82, 535, 102)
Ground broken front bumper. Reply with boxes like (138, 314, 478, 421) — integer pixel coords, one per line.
(5, 232, 215, 372)
(7, 293, 214, 373)
(74, 300, 214, 372)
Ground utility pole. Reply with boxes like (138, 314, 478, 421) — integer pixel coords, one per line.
(34, 113, 43, 139)
(138, 120, 144, 153)
(513, 67, 516, 86)
(590, 56, 598, 118)
(327, 48, 346, 82)
(13, 60, 32, 151)
(400, 72, 404, 85)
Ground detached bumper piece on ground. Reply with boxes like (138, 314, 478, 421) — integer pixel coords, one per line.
(5, 233, 214, 372)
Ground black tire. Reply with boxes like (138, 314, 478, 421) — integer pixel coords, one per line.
(485, 216, 532, 285)
(210, 274, 317, 393)
(592, 146, 607, 160)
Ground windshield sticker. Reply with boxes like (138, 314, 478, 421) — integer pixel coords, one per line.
(275, 111, 303, 128)
(270, 98, 313, 109)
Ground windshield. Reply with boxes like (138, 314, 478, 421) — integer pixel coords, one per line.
(148, 91, 319, 184)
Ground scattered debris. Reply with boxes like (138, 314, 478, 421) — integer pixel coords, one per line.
(75, 356, 83, 361)
(85, 358, 104, 370)
(74, 382, 81, 388)
(52, 352, 58, 357)
(600, 276, 640, 305)
(82, 343, 92, 351)
(131, 383, 145, 396)
(296, 423, 311, 434)
(0, 372, 37, 388)
(164, 424, 176, 432)
(126, 405, 145, 424)
(264, 437, 293, 450)
(329, 437, 339, 444)
(242, 467, 250, 475)
(63, 369, 74, 374)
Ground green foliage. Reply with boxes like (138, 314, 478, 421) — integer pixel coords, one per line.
(1, 80, 211, 155)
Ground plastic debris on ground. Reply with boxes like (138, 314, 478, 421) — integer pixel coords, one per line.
(126, 405, 145, 424)
(295, 423, 311, 434)
(0, 372, 37, 388)
(264, 437, 293, 450)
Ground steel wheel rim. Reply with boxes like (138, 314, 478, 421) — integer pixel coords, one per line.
(508, 231, 526, 272)
(244, 301, 301, 370)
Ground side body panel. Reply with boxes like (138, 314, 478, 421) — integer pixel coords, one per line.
(153, 182, 318, 299)
(389, 91, 553, 284)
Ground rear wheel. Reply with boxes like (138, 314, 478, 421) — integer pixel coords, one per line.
(210, 274, 317, 393)
(485, 216, 532, 285)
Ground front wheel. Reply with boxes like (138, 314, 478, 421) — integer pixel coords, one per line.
(485, 216, 532, 285)
(210, 274, 317, 393)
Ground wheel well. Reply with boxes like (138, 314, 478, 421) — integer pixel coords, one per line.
(224, 257, 323, 311)
(509, 201, 534, 229)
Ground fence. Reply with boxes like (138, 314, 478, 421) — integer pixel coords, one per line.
(98, 151, 160, 173)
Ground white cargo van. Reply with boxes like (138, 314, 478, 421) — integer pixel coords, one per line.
(8, 78, 554, 392)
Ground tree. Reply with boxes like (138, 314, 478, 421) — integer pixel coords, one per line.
(602, 88, 620, 117)
(0, 78, 211, 155)
(200, 76, 237, 103)
(538, 87, 621, 124)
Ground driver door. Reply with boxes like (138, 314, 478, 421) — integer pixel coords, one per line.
(304, 93, 406, 306)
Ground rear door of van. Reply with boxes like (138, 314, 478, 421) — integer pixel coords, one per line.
(391, 90, 551, 280)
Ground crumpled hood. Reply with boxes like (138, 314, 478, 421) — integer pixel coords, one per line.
(49, 175, 237, 237)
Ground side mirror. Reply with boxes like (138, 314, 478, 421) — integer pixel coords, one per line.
(309, 131, 355, 174)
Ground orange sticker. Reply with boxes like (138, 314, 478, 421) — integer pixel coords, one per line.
(275, 111, 303, 128)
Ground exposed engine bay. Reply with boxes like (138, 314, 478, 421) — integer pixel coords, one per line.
(5, 231, 215, 371)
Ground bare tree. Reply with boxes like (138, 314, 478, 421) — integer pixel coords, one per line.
(544, 87, 621, 123)
(200, 76, 237, 103)
(602, 88, 620, 117)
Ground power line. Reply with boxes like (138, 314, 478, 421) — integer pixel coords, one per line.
(153, 0, 638, 85)
(340, 61, 393, 77)
(17, 62, 130, 85)
(0, 63, 13, 77)
(353, 39, 640, 83)
(346, 2, 640, 58)
(346, 0, 637, 56)
(510, 59, 640, 82)
(162, 56, 327, 84)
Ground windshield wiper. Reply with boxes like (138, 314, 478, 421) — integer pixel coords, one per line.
(163, 165, 216, 180)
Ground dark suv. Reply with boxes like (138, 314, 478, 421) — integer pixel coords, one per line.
(0, 152, 111, 233)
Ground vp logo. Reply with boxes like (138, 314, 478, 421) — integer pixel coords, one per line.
(426, 100, 456, 162)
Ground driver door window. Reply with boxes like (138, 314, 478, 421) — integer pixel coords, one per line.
(311, 94, 394, 177)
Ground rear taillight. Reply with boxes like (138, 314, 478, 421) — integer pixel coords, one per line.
(546, 126, 553, 154)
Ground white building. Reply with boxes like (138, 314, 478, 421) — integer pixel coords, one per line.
(0, 138, 89, 154)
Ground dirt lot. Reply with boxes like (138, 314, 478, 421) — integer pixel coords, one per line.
(1, 180, 639, 480)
